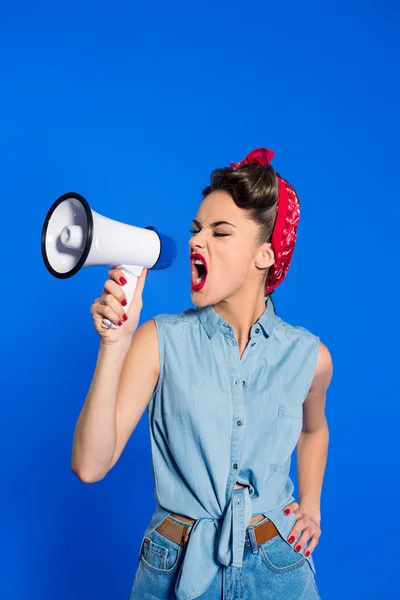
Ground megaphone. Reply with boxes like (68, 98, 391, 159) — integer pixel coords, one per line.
(41, 192, 177, 329)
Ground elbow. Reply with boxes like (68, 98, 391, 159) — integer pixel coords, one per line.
(71, 463, 107, 484)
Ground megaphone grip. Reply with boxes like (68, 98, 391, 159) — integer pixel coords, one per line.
(102, 265, 144, 329)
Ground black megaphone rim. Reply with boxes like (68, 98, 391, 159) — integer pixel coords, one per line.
(41, 192, 94, 279)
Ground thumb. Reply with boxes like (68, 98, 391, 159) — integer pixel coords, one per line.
(130, 267, 148, 305)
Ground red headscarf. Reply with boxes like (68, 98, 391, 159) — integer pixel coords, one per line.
(230, 148, 300, 296)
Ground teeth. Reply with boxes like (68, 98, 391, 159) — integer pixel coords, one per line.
(192, 256, 207, 287)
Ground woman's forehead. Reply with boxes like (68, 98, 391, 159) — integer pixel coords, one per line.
(196, 191, 246, 223)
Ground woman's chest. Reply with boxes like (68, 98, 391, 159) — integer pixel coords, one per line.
(154, 335, 308, 430)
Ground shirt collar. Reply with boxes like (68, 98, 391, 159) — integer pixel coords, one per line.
(197, 295, 276, 339)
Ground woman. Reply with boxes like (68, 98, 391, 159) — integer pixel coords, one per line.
(72, 147, 333, 600)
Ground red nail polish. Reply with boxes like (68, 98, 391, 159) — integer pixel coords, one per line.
(284, 508, 290, 515)
(305, 551, 310, 557)
(119, 276, 127, 285)
(122, 313, 128, 321)
(118, 321, 123, 326)
(121, 299, 127, 306)
(288, 536, 295, 544)
(295, 545, 301, 552)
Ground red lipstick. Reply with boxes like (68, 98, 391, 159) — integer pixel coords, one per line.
(190, 253, 208, 291)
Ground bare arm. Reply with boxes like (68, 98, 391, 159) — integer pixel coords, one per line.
(71, 318, 159, 483)
(283, 342, 333, 555)
(296, 341, 333, 520)
(108, 318, 160, 471)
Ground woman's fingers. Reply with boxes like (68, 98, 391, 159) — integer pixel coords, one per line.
(94, 300, 122, 327)
(292, 525, 312, 552)
(106, 267, 148, 313)
(285, 513, 321, 556)
(107, 268, 148, 304)
(90, 269, 147, 340)
(302, 534, 320, 557)
(103, 279, 128, 307)
(294, 526, 320, 555)
(101, 293, 128, 322)
(108, 267, 129, 286)
(283, 501, 299, 516)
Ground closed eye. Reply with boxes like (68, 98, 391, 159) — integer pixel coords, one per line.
(189, 229, 231, 237)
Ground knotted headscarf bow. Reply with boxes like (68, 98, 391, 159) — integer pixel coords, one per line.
(230, 147, 300, 295)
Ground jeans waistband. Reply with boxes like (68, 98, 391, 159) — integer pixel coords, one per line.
(166, 513, 271, 534)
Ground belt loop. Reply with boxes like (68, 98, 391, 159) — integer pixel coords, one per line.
(181, 529, 190, 545)
(248, 523, 259, 554)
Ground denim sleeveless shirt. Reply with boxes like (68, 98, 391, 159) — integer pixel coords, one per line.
(139, 295, 320, 600)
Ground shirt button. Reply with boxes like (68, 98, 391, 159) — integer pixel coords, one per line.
(233, 463, 238, 469)
(255, 327, 260, 334)
(242, 381, 245, 386)
(251, 342, 256, 347)
(237, 420, 243, 426)
(234, 379, 239, 385)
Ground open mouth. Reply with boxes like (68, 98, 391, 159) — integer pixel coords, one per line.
(191, 253, 208, 291)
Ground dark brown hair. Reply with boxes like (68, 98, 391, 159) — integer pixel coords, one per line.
(202, 163, 280, 302)
(202, 163, 279, 244)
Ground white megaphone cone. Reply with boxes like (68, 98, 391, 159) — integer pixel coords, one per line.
(41, 192, 177, 329)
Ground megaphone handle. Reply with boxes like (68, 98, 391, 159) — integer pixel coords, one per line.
(102, 265, 144, 330)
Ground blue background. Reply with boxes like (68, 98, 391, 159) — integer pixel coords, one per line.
(1, 1, 399, 598)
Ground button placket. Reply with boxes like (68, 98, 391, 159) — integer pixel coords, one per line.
(248, 323, 262, 348)
(225, 338, 246, 490)
(220, 322, 248, 491)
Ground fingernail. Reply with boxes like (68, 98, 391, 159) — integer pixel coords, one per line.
(305, 551, 310, 557)
(121, 299, 127, 307)
(122, 313, 128, 321)
(118, 321, 123, 326)
(288, 536, 295, 544)
(284, 508, 290, 515)
(119, 276, 127, 285)
(295, 545, 301, 552)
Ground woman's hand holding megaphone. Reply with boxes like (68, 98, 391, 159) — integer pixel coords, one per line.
(90, 267, 148, 344)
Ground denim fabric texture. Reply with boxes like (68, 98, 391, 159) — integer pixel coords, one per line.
(130, 514, 321, 599)
(130, 296, 321, 600)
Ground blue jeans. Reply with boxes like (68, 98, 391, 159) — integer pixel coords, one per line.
(129, 514, 321, 599)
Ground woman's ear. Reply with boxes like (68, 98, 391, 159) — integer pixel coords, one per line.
(254, 242, 275, 270)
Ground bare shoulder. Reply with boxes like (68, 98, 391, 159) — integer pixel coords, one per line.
(132, 317, 158, 343)
(124, 317, 160, 376)
(301, 341, 333, 432)
(310, 341, 333, 393)
(275, 317, 333, 394)
(133, 319, 157, 338)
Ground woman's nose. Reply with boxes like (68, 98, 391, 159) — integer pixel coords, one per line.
(189, 233, 206, 250)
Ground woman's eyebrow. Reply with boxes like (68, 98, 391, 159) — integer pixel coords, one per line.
(192, 219, 236, 228)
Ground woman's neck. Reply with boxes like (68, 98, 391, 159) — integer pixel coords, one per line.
(213, 285, 267, 350)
